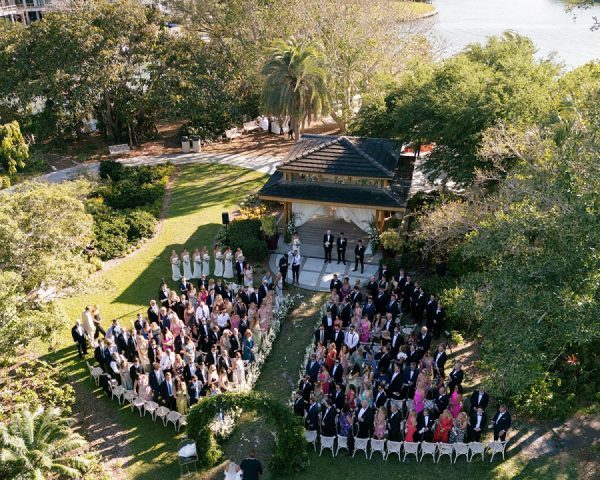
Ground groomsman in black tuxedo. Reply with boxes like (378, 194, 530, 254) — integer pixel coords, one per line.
(323, 229, 334, 263)
(433, 304, 445, 339)
(353, 239, 366, 273)
(234, 256, 247, 285)
(426, 294, 438, 330)
(468, 407, 487, 442)
(71, 320, 87, 358)
(491, 405, 512, 441)
(433, 344, 447, 379)
(416, 408, 436, 441)
(469, 386, 489, 413)
(278, 254, 289, 286)
(158, 281, 169, 307)
(336, 232, 347, 264)
(321, 399, 337, 436)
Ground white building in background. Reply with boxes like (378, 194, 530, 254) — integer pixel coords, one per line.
(0, 0, 50, 24)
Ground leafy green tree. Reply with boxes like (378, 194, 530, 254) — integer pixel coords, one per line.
(0, 407, 90, 479)
(0, 121, 29, 175)
(261, 37, 329, 139)
(352, 33, 562, 185)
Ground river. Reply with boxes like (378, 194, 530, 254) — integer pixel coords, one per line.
(430, 0, 600, 69)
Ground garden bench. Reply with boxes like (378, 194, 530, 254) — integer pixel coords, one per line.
(242, 121, 259, 133)
(108, 144, 130, 155)
(224, 128, 242, 141)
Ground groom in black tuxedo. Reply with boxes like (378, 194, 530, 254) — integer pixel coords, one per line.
(323, 230, 334, 263)
(336, 232, 347, 264)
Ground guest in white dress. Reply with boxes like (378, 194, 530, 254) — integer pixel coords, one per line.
(214, 247, 224, 277)
(275, 272, 284, 299)
(171, 250, 182, 282)
(292, 232, 301, 255)
(201, 246, 210, 276)
(192, 248, 202, 279)
(243, 265, 253, 288)
(182, 248, 193, 279)
(223, 247, 234, 278)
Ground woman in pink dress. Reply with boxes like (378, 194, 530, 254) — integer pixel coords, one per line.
(413, 386, 425, 413)
(359, 317, 370, 343)
(170, 316, 184, 338)
(449, 385, 463, 418)
(162, 327, 174, 352)
(340, 277, 352, 299)
(318, 366, 331, 395)
(339, 345, 350, 375)
(374, 407, 387, 439)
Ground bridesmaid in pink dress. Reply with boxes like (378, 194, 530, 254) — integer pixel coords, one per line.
(359, 317, 370, 343)
(413, 386, 425, 413)
(374, 407, 387, 439)
(449, 385, 463, 418)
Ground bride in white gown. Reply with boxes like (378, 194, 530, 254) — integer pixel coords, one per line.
(191, 248, 202, 279)
(223, 461, 241, 480)
(223, 247, 234, 278)
(181, 248, 193, 279)
(170, 250, 182, 282)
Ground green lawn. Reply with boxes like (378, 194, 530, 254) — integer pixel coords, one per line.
(396, 0, 436, 17)
(43, 162, 585, 480)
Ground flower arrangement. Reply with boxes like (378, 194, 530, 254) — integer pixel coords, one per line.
(284, 213, 297, 244)
(379, 230, 403, 252)
(367, 217, 381, 251)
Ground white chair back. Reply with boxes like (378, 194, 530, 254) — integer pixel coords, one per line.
(335, 435, 349, 456)
(487, 441, 508, 462)
(420, 441, 437, 462)
(403, 441, 419, 462)
(369, 438, 386, 459)
(319, 436, 335, 457)
(353, 437, 369, 458)
(453, 442, 469, 463)
(468, 441, 485, 462)
(386, 440, 402, 461)
(304, 430, 317, 451)
(437, 442, 453, 463)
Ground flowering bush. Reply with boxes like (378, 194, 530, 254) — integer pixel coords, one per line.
(379, 230, 403, 252)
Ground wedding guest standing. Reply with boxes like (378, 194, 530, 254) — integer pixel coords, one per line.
(192, 248, 202, 279)
(289, 250, 301, 285)
(491, 404, 512, 441)
(214, 246, 224, 277)
(236, 255, 247, 285)
(224, 247, 234, 279)
(182, 248, 193, 279)
(71, 320, 88, 358)
(291, 232, 301, 255)
(323, 229, 334, 263)
(240, 451, 263, 480)
(353, 240, 366, 274)
(171, 250, 182, 282)
(201, 246, 210, 276)
(336, 232, 347, 265)
(279, 254, 289, 286)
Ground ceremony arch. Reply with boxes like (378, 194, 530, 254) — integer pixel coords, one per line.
(186, 392, 307, 475)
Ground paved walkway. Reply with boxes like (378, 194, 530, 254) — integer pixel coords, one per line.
(269, 253, 379, 291)
(26, 150, 282, 185)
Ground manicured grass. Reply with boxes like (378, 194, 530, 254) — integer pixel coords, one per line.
(396, 0, 436, 17)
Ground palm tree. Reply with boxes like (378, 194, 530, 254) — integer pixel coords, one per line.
(0, 407, 90, 479)
(261, 37, 329, 141)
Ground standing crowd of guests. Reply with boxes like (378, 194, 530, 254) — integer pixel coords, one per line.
(293, 267, 512, 448)
(73, 265, 284, 415)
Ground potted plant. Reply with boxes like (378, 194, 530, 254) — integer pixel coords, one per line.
(379, 230, 403, 258)
(260, 214, 279, 250)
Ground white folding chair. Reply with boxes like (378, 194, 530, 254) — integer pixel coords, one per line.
(132, 397, 146, 416)
(319, 436, 335, 457)
(453, 442, 469, 463)
(402, 441, 419, 462)
(109, 380, 125, 404)
(123, 390, 137, 406)
(86, 362, 102, 386)
(156, 406, 170, 426)
(369, 438, 386, 459)
(487, 441, 508, 462)
(178, 415, 187, 432)
(144, 401, 159, 420)
(420, 441, 437, 462)
(304, 430, 317, 451)
(386, 440, 402, 461)
(437, 442, 453, 463)
(166, 411, 182, 431)
(468, 442, 485, 462)
(335, 435, 349, 456)
(353, 437, 369, 458)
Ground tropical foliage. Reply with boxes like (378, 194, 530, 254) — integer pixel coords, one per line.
(0, 407, 91, 480)
(0, 120, 29, 175)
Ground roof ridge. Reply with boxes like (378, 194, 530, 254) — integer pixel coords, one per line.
(280, 136, 341, 166)
(338, 136, 394, 177)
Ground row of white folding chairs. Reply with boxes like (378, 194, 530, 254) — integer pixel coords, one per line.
(304, 431, 508, 462)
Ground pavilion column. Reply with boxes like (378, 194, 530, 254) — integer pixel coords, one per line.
(283, 201, 291, 225)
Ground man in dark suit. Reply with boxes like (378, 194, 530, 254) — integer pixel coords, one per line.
(382, 313, 395, 334)
(149, 363, 164, 402)
(375, 345, 391, 381)
(330, 359, 344, 385)
(353, 239, 366, 273)
(206, 343, 220, 366)
(278, 254, 289, 286)
(365, 275, 378, 298)
(314, 324, 329, 346)
(321, 399, 337, 436)
(293, 391, 306, 417)
(305, 398, 320, 431)
(448, 362, 464, 392)
(329, 274, 342, 294)
(299, 376, 313, 402)
(354, 400, 374, 438)
(179, 277, 192, 294)
(331, 383, 345, 410)
(468, 407, 487, 442)
(129, 358, 143, 386)
(350, 286, 363, 307)
(374, 383, 387, 408)
(147, 300, 160, 324)
(331, 326, 344, 352)
(412, 287, 427, 323)
(491, 405, 512, 441)
(339, 297, 352, 327)
(390, 327, 403, 358)
(94, 339, 111, 372)
(387, 362, 404, 403)
(425, 294, 438, 330)
(322, 310, 334, 336)
(469, 386, 489, 413)
(158, 282, 169, 307)
(240, 451, 263, 480)
(305, 354, 320, 382)
(433, 344, 448, 379)
(386, 294, 400, 320)
(433, 304, 445, 339)
(400, 362, 419, 399)
(161, 372, 177, 410)
(417, 326, 432, 352)
(218, 351, 233, 381)
(433, 386, 450, 418)
(323, 229, 334, 263)
(71, 320, 87, 358)
(387, 403, 402, 441)
(336, 232, 347, 264)
(117, 329, 137, 361)
(235, 256, 247, 285)
(248, 288, 260, 308)
(375, 287, 389, 315)
(188, 375, 203, 405)
(258, 280, 269, 305)
(363, 297, 376, 321)
(183, 361, 198, 383)
(416, 408, 435, 441)
(379, 263, 390, 283)
(206, 290, 217, 312)
(197, 274, 208, 291)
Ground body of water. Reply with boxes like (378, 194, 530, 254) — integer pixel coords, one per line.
(431, 0, 600, 69)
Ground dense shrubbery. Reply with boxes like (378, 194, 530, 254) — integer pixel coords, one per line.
(89, 161, 172, 260)
(222, 218, 268, 262)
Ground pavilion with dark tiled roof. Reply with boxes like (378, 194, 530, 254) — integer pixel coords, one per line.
(259, 134, 415, 232)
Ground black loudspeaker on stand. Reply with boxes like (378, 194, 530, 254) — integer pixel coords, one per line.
(222, 212, 230, 225)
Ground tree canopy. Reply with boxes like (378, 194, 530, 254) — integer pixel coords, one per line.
(0, 121, 29, 175)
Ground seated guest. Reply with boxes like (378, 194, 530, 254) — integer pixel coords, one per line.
(468, 407, 487, 442)
(491, 404, 512, 441)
